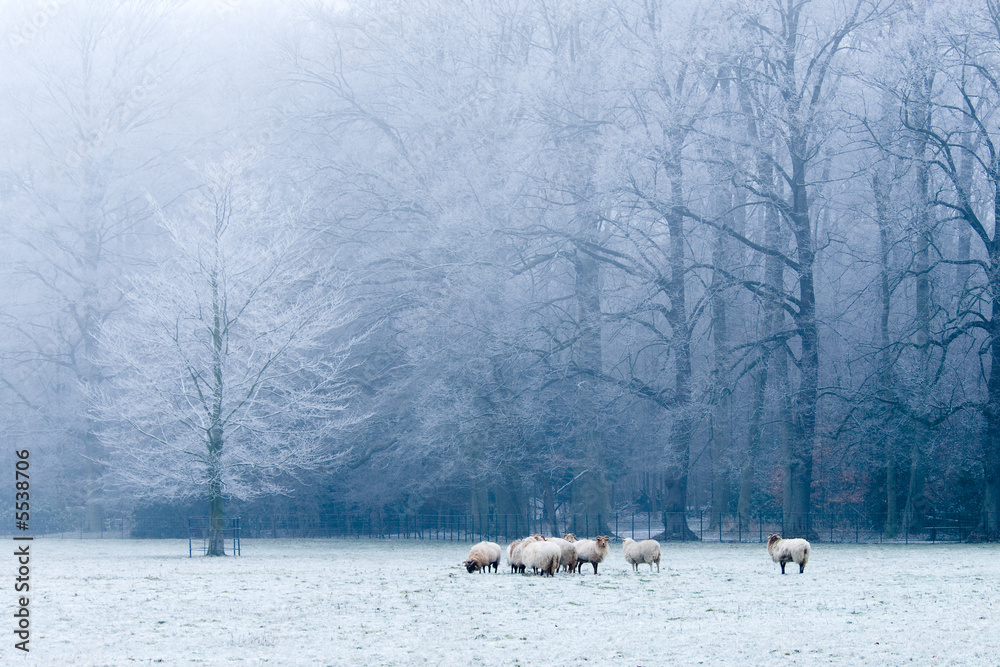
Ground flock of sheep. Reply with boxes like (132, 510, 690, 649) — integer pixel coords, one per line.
(462, 533, 810, 576)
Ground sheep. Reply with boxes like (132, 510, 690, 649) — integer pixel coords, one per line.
(623, 538, 661, 573)
(767, 534, 810, 574)
(519, 535, 561, 576)
(507, 540, 526, 574)
(572, 535, 610, 574)
(463, 540, 502, 573)
(546, 537, 578, 573)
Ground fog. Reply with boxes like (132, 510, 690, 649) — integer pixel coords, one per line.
(2, 0, 998, 543)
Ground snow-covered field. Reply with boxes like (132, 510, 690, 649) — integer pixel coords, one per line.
(13, 537, 1000, 665)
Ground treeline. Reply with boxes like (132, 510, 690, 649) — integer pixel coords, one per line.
(1, 0, 998, 542)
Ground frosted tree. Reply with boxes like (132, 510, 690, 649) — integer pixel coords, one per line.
(597, 0, 718, 540)
(92, 152, 362, 555)
(722, 0, 890, 537)
(0, 0, 191, 532)
(907, 0, 1000, 539)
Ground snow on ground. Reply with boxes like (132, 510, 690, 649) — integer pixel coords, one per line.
(13, 537, 1000, 665)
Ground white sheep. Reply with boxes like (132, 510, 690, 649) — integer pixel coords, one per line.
(507, 539, 525, 574)
(572, 535, 610, 574)
(767, 534, 810, 574)
(519, 535, 561, 576)
(463, 540, 502, 573)
(546, 537, 578, 573)
(623, 538, 661, 573)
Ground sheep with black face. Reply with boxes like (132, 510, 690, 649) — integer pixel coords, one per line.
(463, 541, 502, 573)
(767, 534, 810, 574)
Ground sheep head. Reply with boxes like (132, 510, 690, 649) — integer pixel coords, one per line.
(767, 534, 781, 548)
(464, 560, 480, 573)
(563, 533, 576, 542)
(595, 536, 609, 548)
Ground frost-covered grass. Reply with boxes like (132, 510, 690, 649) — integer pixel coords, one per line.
(18, 537, 1000, 665)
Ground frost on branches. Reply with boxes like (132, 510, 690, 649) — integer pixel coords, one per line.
(91, 152, 363, 555)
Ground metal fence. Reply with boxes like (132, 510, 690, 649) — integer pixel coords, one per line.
(12, 507, 990, 543)
(187, 516, 242, 557)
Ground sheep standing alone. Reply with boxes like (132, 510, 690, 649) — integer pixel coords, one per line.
(623, 538, 661, 573)
(519, 535, 561, 576)
(463, 541, 502, 573)
(572, 536, 610, 574)
(507, 540, 526, 574)
(767, 534, 810, 574)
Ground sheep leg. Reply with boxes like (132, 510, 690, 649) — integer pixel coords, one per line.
(592, 562, 599, 575)
(780, 561, 786, 574)
(799, 563, 805, 573)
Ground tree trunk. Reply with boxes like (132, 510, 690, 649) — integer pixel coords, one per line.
(83, 426, 105, 533)
(873, 168, 900, 537)
(471, 484, 490, 538)
(984, 230, 1000, 539)
(904, 77, 934, 534)
(571, 469, 612, 537)
(207, 471, 226, 557)
(206, 239, 227, 556)
(738, 359, 767, 530)
(570, 213, 613, 538)
(658, 154, 698, 541)
(493, 473, 526, 539)
(538, 475, 557, 536)
(785, 150, 818, 539)
(709, 115, 739, 530)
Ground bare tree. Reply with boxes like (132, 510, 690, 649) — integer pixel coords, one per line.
(903, 0, 1000, 538)
(92, 152, 363, 554)
(724, 0, 888, 536)
(0, 0, 194, 532)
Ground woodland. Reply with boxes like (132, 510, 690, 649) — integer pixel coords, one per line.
(3, 0, 999, 547)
